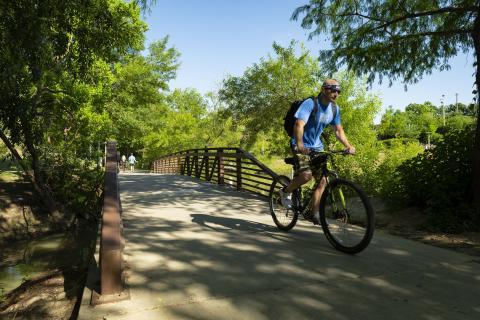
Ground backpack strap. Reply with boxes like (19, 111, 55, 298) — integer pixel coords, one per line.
(309, 95, 319, 121)
(312, 95, 319, 113)
(331, 102, 337, 120)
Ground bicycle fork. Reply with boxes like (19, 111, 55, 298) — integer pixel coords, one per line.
(329, 185, 348, 223)
(331, 187, 346, 211)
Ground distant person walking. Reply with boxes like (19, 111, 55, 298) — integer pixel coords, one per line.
(128, 153, 136, 172)
(121, 154, 127, 172)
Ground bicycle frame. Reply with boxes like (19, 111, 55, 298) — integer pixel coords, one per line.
(272, 149, 374, 254)
(295, 151, 347, 218)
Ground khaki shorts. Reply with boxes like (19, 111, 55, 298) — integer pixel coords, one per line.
(293, 153, 311, 174)
(291, 144, 313, 174)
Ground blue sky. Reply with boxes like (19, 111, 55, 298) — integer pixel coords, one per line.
(143, 0, 477, 120)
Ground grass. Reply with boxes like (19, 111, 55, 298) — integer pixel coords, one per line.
(0, 159, 23, 183)
(257, 156, 292, 177)
(0, 171, 22, 183)
(0, 163, 33, 211)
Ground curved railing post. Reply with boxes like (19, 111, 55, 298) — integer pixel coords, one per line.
(217, 148, 224, 185)
(236, 148, 242, 190)
(194, 149, 200, 178)
(204, 147, 210, 181)
(177, 153, 181, 174)
(186, 151, 191, 176)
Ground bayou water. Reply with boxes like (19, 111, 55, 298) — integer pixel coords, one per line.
(0, 226, 96, 301)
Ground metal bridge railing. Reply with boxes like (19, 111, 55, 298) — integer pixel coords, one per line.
(91, 141, 129, 305)
(152, 147, 279, 197)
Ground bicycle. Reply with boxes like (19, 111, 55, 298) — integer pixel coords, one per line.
(268, 150, 375, 254)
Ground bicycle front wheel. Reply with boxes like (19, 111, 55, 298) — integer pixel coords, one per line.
(269, 175, 299, 231)
(320, 178, 374, 254)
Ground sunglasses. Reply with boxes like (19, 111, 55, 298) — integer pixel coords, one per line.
(323, 84, 341, 94)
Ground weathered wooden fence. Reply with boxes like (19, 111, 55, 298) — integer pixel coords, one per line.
(151, 148, 280, 197)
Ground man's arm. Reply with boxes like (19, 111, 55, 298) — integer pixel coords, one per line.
(294, 119, 310, 154)
(333, 124, 355, 154)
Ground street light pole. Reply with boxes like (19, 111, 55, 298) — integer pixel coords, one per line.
(455, 93, 458, 113)
(441, 94, 446, 126)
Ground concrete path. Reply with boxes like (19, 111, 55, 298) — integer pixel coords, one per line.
(79, 173, 480, 320)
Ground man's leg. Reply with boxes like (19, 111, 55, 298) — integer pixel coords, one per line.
(312, 177, 327, 212)
(284, 171, 312, 193)
(286, 152, 312, 192)
(311, 177, 327, 224)
(279, 152, 312, 208)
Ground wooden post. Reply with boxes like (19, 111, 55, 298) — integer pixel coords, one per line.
(218, 148, 224, 185)
(180, 153, 185, 175)
(186, 152, 191, 176)
(195, 150, 200, 178)
(176, 155, 180, 174)
(236, 150, 242, 190)
(204, 147, 209, 181)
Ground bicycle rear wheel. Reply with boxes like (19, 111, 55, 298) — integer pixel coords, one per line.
(319, 178, 374, 254)
(269, 175, 299, 231)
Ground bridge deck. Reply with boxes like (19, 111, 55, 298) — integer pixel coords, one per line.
(79, 173, 479, 320)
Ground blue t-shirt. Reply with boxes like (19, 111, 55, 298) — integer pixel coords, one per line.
(291, 96, 341, 151)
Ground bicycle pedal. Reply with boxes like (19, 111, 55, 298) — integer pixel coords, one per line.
(302, 214, 316, 224)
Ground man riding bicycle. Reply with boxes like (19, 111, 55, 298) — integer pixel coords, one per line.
(280, 79, 355, 224)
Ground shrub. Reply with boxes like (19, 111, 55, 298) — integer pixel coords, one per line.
(41, 148, 104, 222)
(373, 139, 424, 199)
(395, 125, 478, 232)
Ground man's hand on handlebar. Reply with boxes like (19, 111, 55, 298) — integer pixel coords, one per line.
(297, 145, 311, 155)
(343, 145, 356, 155)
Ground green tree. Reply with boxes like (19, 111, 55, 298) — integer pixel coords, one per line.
(106, 37, 180, 158)
(219, 42, 382, 189)
(0, 0, 146, 217)
(293, 0, 480, 202)
(445, 113, 476, 129)
(324, 73, 382, 189)
(445, 102, 478, 116)
(142, 88, 220, 160)
(378, 107, 416, 139)
(219, 41, 325, 155)
(405, 102, 441, 142)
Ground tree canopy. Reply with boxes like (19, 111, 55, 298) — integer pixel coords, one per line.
(219, 41, 325, 153)
(292, 0, 478, 86)
(292, 0, 480, 203)
(0, 0, 146, 216)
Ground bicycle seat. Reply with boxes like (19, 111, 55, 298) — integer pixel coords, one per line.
(284, 157, 295, 165)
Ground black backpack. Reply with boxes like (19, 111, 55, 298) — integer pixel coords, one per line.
(283, 95, 337, 137)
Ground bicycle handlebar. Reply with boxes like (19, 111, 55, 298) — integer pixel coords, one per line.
(310, 149, 352, 159)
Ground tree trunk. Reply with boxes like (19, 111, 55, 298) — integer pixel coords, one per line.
(472, 13, 480, 206)
(23, 128, 62, 221)
(0, 129, 28, 172)
(0, 128, 62, 221)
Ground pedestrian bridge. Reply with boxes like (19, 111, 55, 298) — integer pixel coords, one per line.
(78, 143, 479, 320)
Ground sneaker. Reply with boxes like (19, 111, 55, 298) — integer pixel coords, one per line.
(278, 188, 292, 209)
(312, 211, 320, 225)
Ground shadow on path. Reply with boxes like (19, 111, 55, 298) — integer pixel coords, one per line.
(92, 174, 479, 320)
